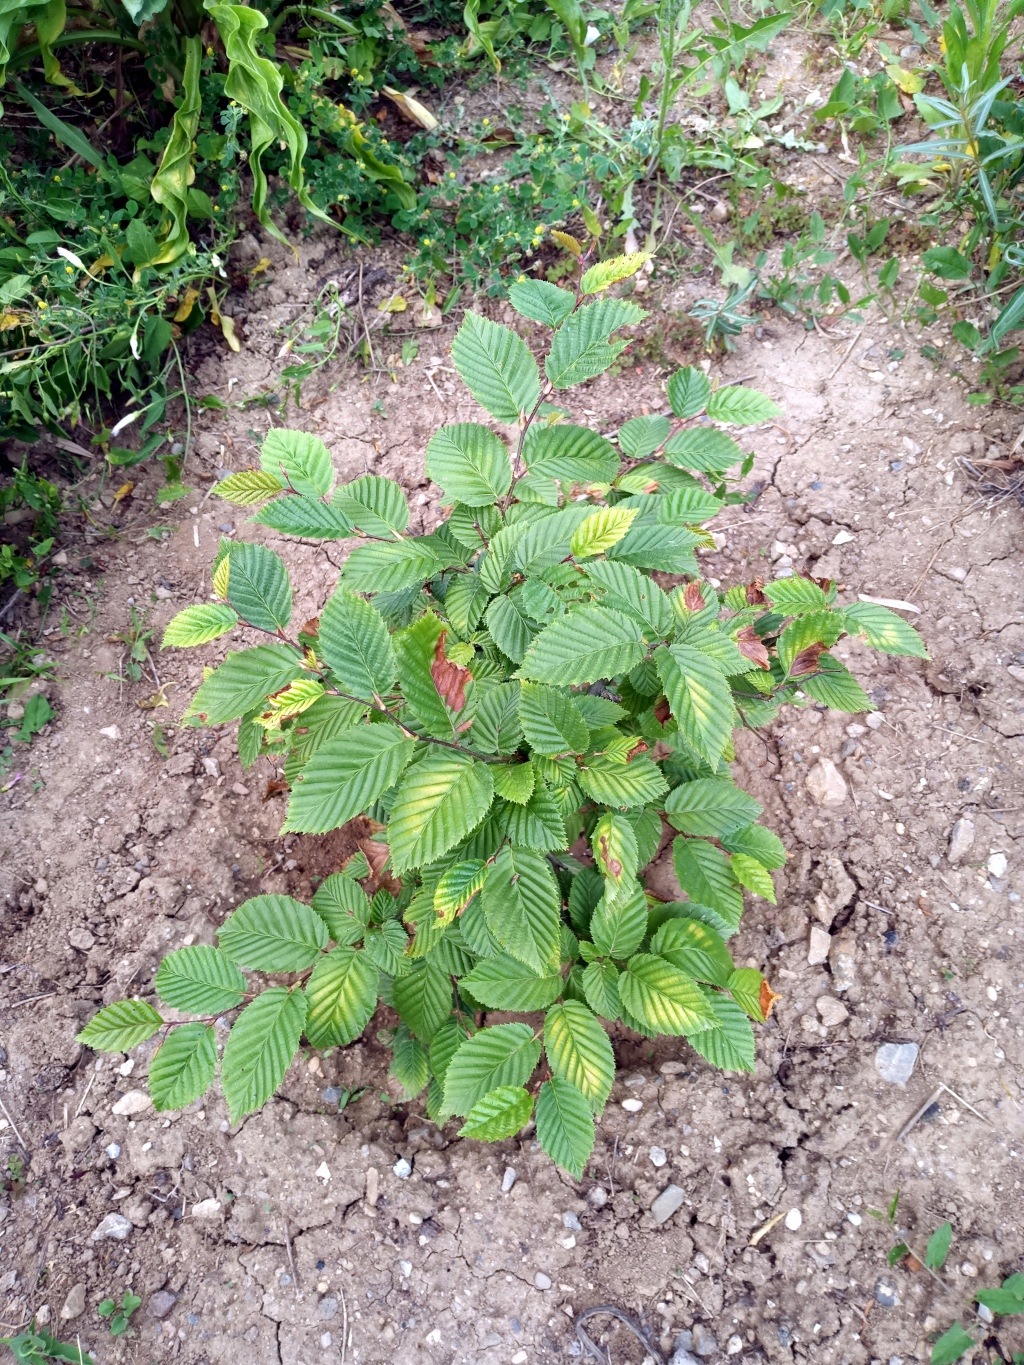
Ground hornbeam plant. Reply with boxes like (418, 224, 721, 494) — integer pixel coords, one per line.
(79, 248, 927, 1177)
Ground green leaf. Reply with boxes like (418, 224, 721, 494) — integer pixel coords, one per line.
(213, 469, 285, 505)
(618, 415, 671, 458)
(544, 1001, 614, 1111)
(705, 385, 781, 425)
(922, 246, 973, 280)
(304, 946, 378, 1046)
(77, 999, 163, 1052)
(570, 506, 639, 559)
(667, 366, 710, 418)
(577, 753, 668, 809)
(727, 967, 770, 1021)
(580, 251, 650, 294)
(459, 1085, 534, 1140)
(225, 542, 292, 632)
(655, 644, 736, 766)
(461, 956, 563, 1010)
(444, 571, 489, 634)
(591, 811, 638, 887)
(687, 994, 755, 1072)
(485, 594, 537, 665)
(925, 1221, 953, 1271)
(155, 945, 247, 1014)
(395, 612, 466, 738)
(975, 1287, 1024, 1315)
(522, 423, 622, 484)
(218, 894, 329, 971)
(221, 987, 307, 1123)
(535, 1076, 595, 1177)
(363, 918, 410, 976)
(392, 961, 451, 1042)
(429, 1016, 475, 1086)
(311, 874, 371, 945)
(342, 538, 447, 593)
(163, 603, 238, 648)
(763, 576, 829, 611)
(929, 1324, 975, 1365)
(441, 1022, 541, 1116)
(470, 682, 524, 754)
(482, 845, 561, 974)
(656, 486, 725, 524)
(663, 427, 746, 473)
(843, 602, 928, 657)
(426, 423, 512, 506)
(451, 311, 540, 422)
(649, 917, 733, 985)
(665, 778, 762, 837)
(389, 1024, 429, 1099)
(334, 474, 409, 538)
(519, 682, 589, 755)
(519, 606, 645, 686)
(585, 559, 674, 636)
(283, 725, 415, 834)
(507, 279, 576, 327)
(434, 859, 490, 922)
(252, 495, 352, 539)
(619, 954, 719, 1035)
(581, 960, 620, 1018)
(590, 883, 648, 959)
(608, 522, 700, 575)
(259, 429, 334, 498)
(149, 1023, 216, 1112)
(800, 655, 873, 712)
(672, 838, 744, 929)
(499, 783, 568, 852)
(546, 298, 646, 388)
(730, 853, 776, 903)
(492, 760, 537, 804)
(318, 588, 396, 702)
(388, 751, 495, 874)
(720, 823, 787, 870)
(11, 79, 104, 168)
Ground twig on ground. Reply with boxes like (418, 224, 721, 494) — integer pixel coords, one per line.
(575, 1305, 665, 1365)
(0, 1092, 27, 1148)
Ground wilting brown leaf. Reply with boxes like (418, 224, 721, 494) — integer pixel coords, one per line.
(626, 739, 649, 761)
(653, 696, 672, 725)
(683, 582, 706, 612)
(431, 631, 472, 712)
(813, 576, 835, 595)
(360, 838, 401, 894)
(745, 579, 768, 605)
(736, 625, 771, 670)
(905, 1253, 924, 1273)
(759, 980, 781, 1019)
(381, 86, 439, 131)
(299, 616, 320, 638)
(789, 641, 828, 676)
(263, 779, 289, 801)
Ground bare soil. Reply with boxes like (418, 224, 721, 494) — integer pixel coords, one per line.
(2, 223, 1023, 1365)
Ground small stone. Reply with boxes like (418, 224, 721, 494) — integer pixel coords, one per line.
(832, 529, 855, 545)
(61, 1284, 87, 1320)
(587, 1186, 608, 1209)
(149, 1291, 177, 1320)
(977, 1303, 995, 1325)
(621, 1097, 643, 1113)
(399, 1260, 413, 1277)
(806, 759, 848, 809)
(365, 1167, 379, 1207)
(318, 1296, 339, 1321)
(988, 852, 1008, 878)
(99, 725, 121, 741)
(650, 1185, 686, 1225)
(68, 926, 95, 952)
(807, 925, 831, 966)
(191, 1199, 222, 1220)
(947, 819, 976, 866)
(847, 1212, 862, 1226)
(659, 1061, 685, 1076)
(692, 1324, 718, 1357)
(817, 996, 849, 1028)
(534, 1272, 552, 1291)
(937, 565, 967, 582)
(875, 1281, 900, 1308)
(726, 1336, 744, 1356)
(104, 1143, 121, 1159)
(785, 1208, 803, 1231)
(91, 1212, 133, 1241)
(875, 1042, 919, 1086)
(512, 1353, 528, 1365)
(392, 1157, 412, 1179)
(960, 1261, 978, 1278)
(112, 1089, 151, 1117)
(710, 200, 730, 223)
(865, 711, 884, 730)
(562, 1211, 582, 1231)
(670, 1349, 700, 1365)
(649, 1146, 667, 1168)
(828, 930, 856, 992)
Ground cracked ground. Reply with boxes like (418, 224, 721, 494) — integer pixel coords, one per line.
(1, 231, 1022, 1365)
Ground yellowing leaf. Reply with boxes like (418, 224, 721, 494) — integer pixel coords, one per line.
(113, 481, 134, 505)
(381, 86, 439, 130)
(379, 294, 408, 313)
(885, 63, 924, 94)
(173, 287, 201, 323)
(251, 257, 273, 277)
(551, 230, 583, 257)
(212, 556, 231, 600)
(258, 678, 325, 729)
(219, 314, 242, 352)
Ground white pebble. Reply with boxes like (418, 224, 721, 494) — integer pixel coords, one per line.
(534, 1272, 552, 1290)
(727, 1336, 744, 1355)
(111, 1090, 151, 1117)
(501, 1167, 517, 1193)
(649, 1146, 667, 1168)
(988, 852, 1008, 878)
(104, 1143, 121, 1159)
(621, 1098, 643, 1113)
(847, 1212, 862, 1226)
(785, 1208, 803, 1231)
(392, 1158, 412, 1178)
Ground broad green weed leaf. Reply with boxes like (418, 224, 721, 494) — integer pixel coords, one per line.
(304, 946, 378, 1047)
(442, 1023, 541, 1117)
(218, 894, 329, 971)
(705, 385, 781, 424)
(221, 987, 307, 1122)
(426, 423, 512, 505)
(544, 1000, 614, 1111)
(78, 1000, 163, 1052)
(334, 475, 409, 538)
(224, 542, 292, 632)
(507, 280, 576, 326)
(519, 606, 645, 686)
(284, 726, 415, 833)
(259, 429, 334, 498)
(319, 588, 396, 702)
(618, 954, 718, 1035)
(451, 312, 540, 421)
(546, 298, 646, 388)
(186, 646, 304, 725)
(149, 1023, 216, 1112)
(535, 1076, 594, 1177)
(155, 945, 246, 1014)
(388, 751, 494, 873)
(163, 604, 238, 648)
(843, 601, 928, 657)
(459, 1085, 534, 1140)
(666, 366, 710, 418)
(580, 251, 650, 294)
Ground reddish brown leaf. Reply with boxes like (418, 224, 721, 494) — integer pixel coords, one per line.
(813, 577, 835, 596)
(789, 641, 828, 676)
(626, 739, 649, 761)
(683, 582, 707, 612)
(745, 579, 768, 605)
(430, 631, 472, 713)
(759, 980, 781, 1019)
(359, 838, 401, 894)
(736, 625, 771, 670)
(653, 696, 672, 725)
(263, 779, 289, 801)
(299, 616, 320, 637)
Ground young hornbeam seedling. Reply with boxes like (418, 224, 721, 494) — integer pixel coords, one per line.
(78, 247, 927, 1177)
